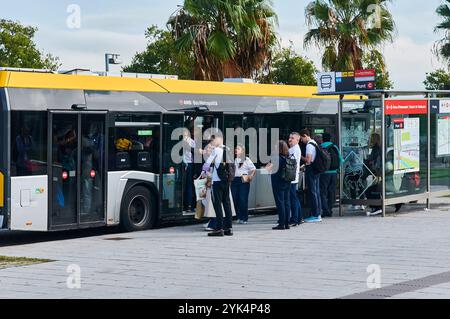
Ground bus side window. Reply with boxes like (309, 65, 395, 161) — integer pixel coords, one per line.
(10, 111, 48, 177)
(109, 114, 160, 173)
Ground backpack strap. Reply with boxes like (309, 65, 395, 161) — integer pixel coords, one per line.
(308, 141, 320, 151)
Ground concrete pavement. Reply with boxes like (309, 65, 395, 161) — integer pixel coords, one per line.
(1, 202, 450, 299)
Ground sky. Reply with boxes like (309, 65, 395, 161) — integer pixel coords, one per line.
(1, 0, 448, 89)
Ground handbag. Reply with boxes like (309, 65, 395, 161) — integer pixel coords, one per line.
(194, 177, 208, 201)
(195, 201, 204, 220)
(203, 188, 237, 218)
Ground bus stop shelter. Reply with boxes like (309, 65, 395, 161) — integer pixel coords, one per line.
(320, 90, 450, 217)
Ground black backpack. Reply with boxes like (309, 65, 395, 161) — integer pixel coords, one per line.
(325, 144, 340, 171)
(281, 155, 298, 183)
(215, 147, 236, 184)
(309, 142, 331, 174)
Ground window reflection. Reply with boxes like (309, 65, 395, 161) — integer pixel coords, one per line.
(11, 112, 47, 176)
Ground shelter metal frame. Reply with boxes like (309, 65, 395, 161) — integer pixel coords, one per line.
(320, 90, 450, 217)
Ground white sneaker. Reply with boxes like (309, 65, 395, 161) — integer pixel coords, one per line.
(369, 210, 383, 216)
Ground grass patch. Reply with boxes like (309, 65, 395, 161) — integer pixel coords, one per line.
(0, 256, 53, 270)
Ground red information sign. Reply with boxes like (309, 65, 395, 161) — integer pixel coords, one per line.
(355, 69, 376, 78)
(385, 100, 428, 115)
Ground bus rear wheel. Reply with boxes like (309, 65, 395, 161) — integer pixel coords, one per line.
(120, 186, 156, 232)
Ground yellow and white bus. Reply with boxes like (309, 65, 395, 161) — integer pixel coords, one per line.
(0, 69, 344, 232)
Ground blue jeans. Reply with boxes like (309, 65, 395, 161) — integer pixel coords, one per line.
(231, 177, 251, 222)
(208, 218, 216, 229)
(306, 166, 322, 217)
(286, 183, 302, 224)
(271, 175, 291, 227)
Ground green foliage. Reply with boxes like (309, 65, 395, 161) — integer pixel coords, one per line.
(435, 0, 450, 66)
(362, 52, 393, 89)
(304, 0, 395, 72)
(0, 19, 60, 71)
(123, 26, 193, 79)
(260, 44, 317, 86)
(168, 0, 278, 81)
(0, 256, 52, 269)
(424, 69, 450, 90)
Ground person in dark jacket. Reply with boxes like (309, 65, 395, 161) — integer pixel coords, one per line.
(267, 140, 292, 230)
(365, 133, 383, 216)
(320, 133, 343, 217)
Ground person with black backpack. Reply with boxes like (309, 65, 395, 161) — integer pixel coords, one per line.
(300, 129, 326, 223)
(320, 133, 343, 218)
(202, 135, 234, 237)
(267, 140, 294, 230)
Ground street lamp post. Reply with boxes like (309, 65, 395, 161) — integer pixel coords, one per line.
(105, 53, 122, 73)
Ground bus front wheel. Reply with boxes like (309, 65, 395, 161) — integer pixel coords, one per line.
(120, 186, 156, 232)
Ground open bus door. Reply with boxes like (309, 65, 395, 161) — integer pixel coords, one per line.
(161, 111, 223, 217)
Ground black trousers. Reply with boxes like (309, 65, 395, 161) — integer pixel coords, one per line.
(320, 173, 337, 216)
(212, 181, 233, 231)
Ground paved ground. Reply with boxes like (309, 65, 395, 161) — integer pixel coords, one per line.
(1, 201, 450, 299)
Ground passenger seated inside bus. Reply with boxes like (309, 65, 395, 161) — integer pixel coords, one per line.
(14, 126, 34, 176)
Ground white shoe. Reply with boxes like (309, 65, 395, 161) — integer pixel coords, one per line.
(369, 210, 382, 216)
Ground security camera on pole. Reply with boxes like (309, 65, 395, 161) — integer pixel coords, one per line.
(105, 53, 123, 73)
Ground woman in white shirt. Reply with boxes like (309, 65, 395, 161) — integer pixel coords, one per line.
(231, 144, 256, 224)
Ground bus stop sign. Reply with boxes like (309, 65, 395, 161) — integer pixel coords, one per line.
(317, 69, 376, 93)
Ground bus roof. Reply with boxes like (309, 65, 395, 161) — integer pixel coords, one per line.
(0, 70, 361, 100)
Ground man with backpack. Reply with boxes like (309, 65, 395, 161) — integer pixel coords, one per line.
(320, 133, 343, 218)
(300, 129, 330, 223)
(202, 135, 234, 237)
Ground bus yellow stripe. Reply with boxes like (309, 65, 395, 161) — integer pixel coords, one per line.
(0, 171, 4, 208)
(3, 71, 168, 93)
(0, 71, 10, 88)
(152, 79, 363, 100)
(152, 78, 320, 98)
(0, 70, 364, 100)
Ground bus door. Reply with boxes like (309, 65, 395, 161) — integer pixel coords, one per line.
(161, 112, 223, 216)
(49, 111, 107, 229)
(182, 112, 223, 214)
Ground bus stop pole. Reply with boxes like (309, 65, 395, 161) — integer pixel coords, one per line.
(427, 93, 431, 210)
(338, 95, 344, 217)
(381, 94, 387, 217)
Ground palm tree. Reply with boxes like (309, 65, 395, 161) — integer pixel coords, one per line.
(168, 0, 278, 81)
(304, 0, 395, 72)
(435, 1, 450, 67)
